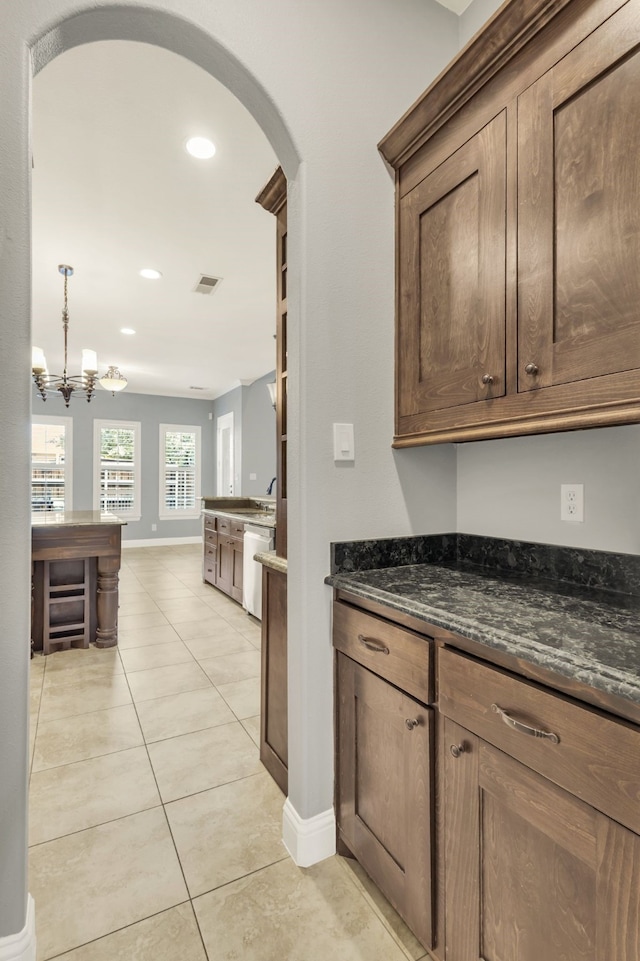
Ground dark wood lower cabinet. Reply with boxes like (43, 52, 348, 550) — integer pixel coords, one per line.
(202, 513, 244, 603)
(336, 651, 434, 950)
(215, 535, 243, 603)
(260, 565, 288, 793)
(444, 716, 640, 961)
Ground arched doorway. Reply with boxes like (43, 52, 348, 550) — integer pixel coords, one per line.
(1, 5, 302, 951)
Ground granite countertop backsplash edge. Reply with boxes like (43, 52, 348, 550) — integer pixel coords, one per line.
(327, 533, 640, 708)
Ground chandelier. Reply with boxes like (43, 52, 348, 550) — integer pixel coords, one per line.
(32, 265, 128, 407)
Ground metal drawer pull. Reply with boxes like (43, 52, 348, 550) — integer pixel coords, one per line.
(405, 718, 420, 730)
(491, 703, 560, 744)
(358, 634, 389, 655)
(450, 743, 465, 758)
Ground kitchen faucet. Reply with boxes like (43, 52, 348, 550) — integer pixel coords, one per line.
(266, 477, 276, 495)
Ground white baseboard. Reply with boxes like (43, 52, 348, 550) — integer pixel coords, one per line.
(122, 536, 202, 548)
(282, 799, 336, 867)
(0, 896, 36, 961)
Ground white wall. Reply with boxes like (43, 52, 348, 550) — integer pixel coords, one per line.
(0, 0, 460, 940)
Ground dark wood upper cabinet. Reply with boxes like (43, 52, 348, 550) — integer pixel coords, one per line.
(381, 0, 640, 446)
(398, 112, 506, 426)
(256, 167, 287, 558)
(518, 4, 640, 393)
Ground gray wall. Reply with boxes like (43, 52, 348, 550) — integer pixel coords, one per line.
(241, 371, 277, 496)
(33, 386, 215, 541)
(212, 371, 276, 497)
(459, 0, 502, 46)
(457, 425, 640, 555)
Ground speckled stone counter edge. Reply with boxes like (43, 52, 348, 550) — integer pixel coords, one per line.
(331, 533, 640, 598)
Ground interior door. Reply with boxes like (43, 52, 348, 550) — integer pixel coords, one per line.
(216, 411, 234, 496)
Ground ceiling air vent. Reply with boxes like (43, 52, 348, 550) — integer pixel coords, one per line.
(194, 274, 222, 295)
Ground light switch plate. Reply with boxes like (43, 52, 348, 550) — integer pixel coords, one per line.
(333, 423, 355, 461)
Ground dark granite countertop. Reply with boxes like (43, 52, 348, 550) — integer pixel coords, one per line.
(326, 534, 640, 709)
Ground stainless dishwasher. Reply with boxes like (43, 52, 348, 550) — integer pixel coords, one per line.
(242, 525, 274, 618)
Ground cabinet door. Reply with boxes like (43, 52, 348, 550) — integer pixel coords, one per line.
(337, 653, 433, 949)
(216, 538, 233, 596)
(397, 111, 506, 429)
(260, 567, 287, 793)
(518, 3, 640, 392)
(444, 718, 640, 961)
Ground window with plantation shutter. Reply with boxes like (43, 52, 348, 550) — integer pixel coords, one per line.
(159, 425, 201, 519)
(94, 420, 141, 520)
(31, 416, 73, 512)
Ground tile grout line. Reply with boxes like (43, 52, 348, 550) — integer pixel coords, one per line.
(117, 618, 212, 961)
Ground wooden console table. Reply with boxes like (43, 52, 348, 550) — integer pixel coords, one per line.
(32, 511, 125, 653)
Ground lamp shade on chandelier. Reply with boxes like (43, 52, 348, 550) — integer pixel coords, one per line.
(32, 265, 128, 407)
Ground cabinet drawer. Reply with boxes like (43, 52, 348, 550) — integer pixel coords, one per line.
(333, 601, 432, 704)
(203, 514, 216, 533)
(439, 647, 640, 835)
(216, 516, 245, 539)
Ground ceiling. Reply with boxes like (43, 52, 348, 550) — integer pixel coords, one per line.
(32, 41, 279, 400)
(435, 0, 473, 13)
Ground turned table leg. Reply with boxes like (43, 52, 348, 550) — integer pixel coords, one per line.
(95, 555, 120, 648)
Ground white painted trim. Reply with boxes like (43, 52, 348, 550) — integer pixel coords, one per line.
(122, 536, 201, 548)
(0, 895, 36, 961)
(282, 799, 335, 867)
(93, 418, 142, 519)
(216, 411, 235, 496)
(158, 423, 202, 520)
(31, 414, 73, 511)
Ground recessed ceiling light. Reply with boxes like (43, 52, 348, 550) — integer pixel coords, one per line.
(185, 136, 216, 160)
(120, 328, 136, 336)
(139, 268, 162, 280)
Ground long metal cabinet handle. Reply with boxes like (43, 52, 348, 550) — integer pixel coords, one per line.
(491, 703, 560, 744)
(358, 634, 390, 655)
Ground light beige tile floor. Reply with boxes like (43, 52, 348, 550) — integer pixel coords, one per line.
(29, 544, 426, 961)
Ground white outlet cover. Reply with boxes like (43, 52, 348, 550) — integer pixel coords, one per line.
(560, 484, 584, 522)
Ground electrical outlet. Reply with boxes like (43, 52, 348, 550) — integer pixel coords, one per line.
(560, 484, 584, 522)
(152, 523, 157, 532)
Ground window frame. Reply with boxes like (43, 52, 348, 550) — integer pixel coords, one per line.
(31, 414, 73, 513)
(158, 423, 201, 520)
(93, 419, 141, 521)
